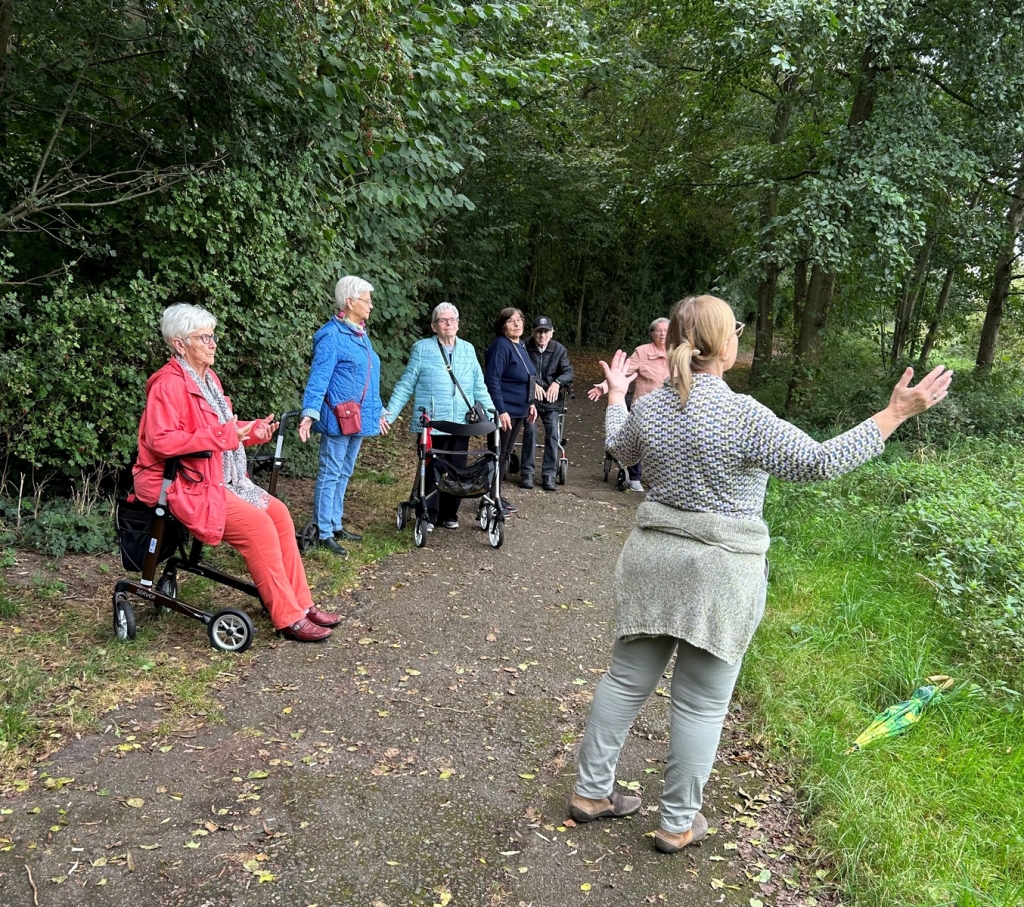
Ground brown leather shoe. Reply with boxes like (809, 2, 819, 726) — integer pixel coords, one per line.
(280, 617, 332, 642)
(654, 812, 708, 853)
(306, 605, 341, 628)
(568, 791, 642, 822)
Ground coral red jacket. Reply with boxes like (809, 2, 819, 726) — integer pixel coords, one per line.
(133, 358, 260, 545)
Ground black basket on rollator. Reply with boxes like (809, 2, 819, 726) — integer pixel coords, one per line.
(396, 409, 505, 549)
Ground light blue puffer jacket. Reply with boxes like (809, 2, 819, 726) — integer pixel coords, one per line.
(383, 337, 495, 433)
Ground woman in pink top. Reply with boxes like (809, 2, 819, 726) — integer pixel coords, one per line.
(589, 318, 670, 491)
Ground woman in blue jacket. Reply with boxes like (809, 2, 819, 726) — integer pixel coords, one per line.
(380, 302, 494, 530)
(299, 276, 383, 556)
(485, 307, 537, 515)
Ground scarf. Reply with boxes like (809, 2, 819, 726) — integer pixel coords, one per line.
(176, 355, 269, 511)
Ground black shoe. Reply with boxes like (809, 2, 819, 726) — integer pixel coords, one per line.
(500, 498, 519, 515)
(542, 475, 556, 492)
(335, 526, 362, 542)
(520, 476, 534, 489)
(316, 537, 348, 557)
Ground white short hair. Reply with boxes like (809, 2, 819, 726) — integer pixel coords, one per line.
(334, 275, 374, 313)
(161, 303, 217, 350)
(432, 302, 459, 323)
(649, 317, 669, 336)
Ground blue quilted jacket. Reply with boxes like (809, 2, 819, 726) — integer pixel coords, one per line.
(301, 317, 382, 438)
(383, 337, 494, 433)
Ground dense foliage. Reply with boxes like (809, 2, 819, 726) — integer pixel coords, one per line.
(1, 0, 580, 474)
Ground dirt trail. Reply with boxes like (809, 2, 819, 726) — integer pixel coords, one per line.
(0, 392, 833, 907)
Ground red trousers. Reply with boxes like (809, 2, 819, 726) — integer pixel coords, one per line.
(222, 494, 312, 629)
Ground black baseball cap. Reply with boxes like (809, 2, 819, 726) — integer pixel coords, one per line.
(533, 316, 554, 331)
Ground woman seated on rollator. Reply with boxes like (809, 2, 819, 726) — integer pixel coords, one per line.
(132, 303, 340, 642)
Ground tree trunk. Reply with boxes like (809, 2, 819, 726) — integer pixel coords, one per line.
(891, 231, 936, 367)
(0, 0, 13, 87)
(786, 264, 834, 408)
(917, 266, 954, 369)
(788, 42, 880, 401)
(792, 258, 808, 330)
(574, 258, 589, 347)
(976, 155, 1024, 374)
(752, 75, 797, 377)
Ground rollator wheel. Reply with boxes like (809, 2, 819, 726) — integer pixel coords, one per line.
(113, 592, 137, 641)
(602, 457, 611, 481)
(297, 519, 318, 553)
(617, 468, 627, 490)
(396, 503, 408, 531)
(477, 502, 491, 530)
(155, 574, 176, 615)
(413, 518, 429, 548)
(509, 451, 520, 475)
(208, 608, 255, 653)
(557, 460, 567, 485)
(487, 517, 504, 549)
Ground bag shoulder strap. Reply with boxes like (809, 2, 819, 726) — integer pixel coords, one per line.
(437, 337, 472, 409)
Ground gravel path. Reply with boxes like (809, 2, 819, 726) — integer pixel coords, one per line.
(0, 393, 834, 907)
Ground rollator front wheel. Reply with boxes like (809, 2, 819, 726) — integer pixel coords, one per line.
(113, 592, 137, 641)
(616, 468, 627, 490)
(478, 502, 492, 530)
(557, 460, 568, 485)
(396, 503, 408, 531)
(602, 457, 611, 481)
(413, 518, 429, 548)
(487, 517, 504, 549)
(297, 519, 318, 553)
(208, 608, 255, 653)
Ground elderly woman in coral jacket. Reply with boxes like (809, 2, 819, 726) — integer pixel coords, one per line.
(133, 303, 338, 642)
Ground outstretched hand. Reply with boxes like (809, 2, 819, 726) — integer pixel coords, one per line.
(888, 365, 954, 419)
(598, 350, 637, 401)
(872, 364, 954, 440)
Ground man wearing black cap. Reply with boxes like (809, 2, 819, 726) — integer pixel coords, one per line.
(522, 316, 574, 491)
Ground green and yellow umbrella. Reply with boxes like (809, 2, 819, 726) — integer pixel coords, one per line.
(848, 675, 954, 753)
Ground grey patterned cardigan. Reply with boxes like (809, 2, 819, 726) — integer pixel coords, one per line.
(608, 374, 884, 664)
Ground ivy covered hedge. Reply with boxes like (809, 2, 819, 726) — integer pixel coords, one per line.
(1, 0, 581, 475)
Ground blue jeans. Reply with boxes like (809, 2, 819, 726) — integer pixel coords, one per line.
(313, 433, 363, 539)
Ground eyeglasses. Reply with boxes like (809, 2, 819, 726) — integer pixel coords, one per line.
(507, 316, 523, 325)
(186, 333, 218, 345)
(734, 322, 745, 338)
(434, 317, 459, 325)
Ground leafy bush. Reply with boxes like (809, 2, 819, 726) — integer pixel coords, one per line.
(875, 442, 1024, 667)
(0, 497, 115, 559)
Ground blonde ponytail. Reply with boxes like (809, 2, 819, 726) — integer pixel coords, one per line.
(666, 295, 735, 407)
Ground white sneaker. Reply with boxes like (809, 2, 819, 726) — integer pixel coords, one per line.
(627, 480, 644, 493)
(441, 519, 459, 530)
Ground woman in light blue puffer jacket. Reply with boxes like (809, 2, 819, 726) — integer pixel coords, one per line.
(381, 302, 494, 529)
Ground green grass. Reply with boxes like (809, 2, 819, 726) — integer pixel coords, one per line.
(740, 470, 1024, 907)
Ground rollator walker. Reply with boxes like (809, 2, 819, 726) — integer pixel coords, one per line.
(112, 411, 304, 652)
(396, 408, 505, 549)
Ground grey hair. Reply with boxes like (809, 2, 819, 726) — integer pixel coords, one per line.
(161, 303, 217, 351)
(431, 302, 459, 323)
(649, 317, 670, 336)
(334, 275, 374, 313)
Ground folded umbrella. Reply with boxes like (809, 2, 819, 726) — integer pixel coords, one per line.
(848, 675, 953, 753)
